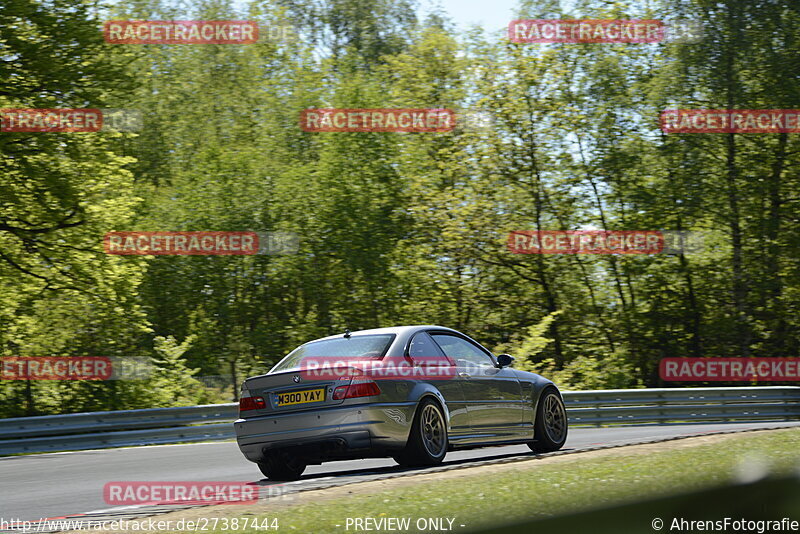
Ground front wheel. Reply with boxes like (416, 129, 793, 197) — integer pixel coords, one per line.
(257, 452, 307, 481)
(528, 388, 568, 453)
(394, 398, 448, 467)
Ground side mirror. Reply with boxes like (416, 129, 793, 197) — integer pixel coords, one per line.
(496, 354, 514, 368)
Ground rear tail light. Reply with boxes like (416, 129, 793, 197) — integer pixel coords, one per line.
(333, 378, 381, 400)
(239, 395, 266, 412)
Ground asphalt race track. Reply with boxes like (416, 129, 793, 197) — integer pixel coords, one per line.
(2, 421, 799, 524)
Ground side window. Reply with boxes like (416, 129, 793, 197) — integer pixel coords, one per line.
(408, 332, 450, 365)
(430, 334, 495, 368)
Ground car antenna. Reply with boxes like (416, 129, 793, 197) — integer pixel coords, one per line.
(344, 329, 351, 338)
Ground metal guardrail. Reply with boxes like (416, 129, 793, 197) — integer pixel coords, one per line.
(563, 387, 800, 425)
(0, 387, 798, 456)
(0, 404, 238, 455)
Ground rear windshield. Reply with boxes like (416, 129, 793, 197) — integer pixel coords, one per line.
(270, 334, 395, 373)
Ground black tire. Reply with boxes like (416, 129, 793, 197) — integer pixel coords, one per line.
(257, 452, 307, 481)
(394, 398, 448, 467)
(528, 387, 568, 453)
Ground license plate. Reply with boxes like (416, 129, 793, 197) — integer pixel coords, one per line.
(275, 388, 325, 407)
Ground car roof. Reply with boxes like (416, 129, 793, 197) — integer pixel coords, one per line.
(307, 325, 460, 344)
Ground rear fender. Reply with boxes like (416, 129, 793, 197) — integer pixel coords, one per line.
(407, 382, 451, 430)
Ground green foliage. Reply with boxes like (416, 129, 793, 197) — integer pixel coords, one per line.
(494, 311, 562, 372)
(2, 0, 800, 417)
(529, 352, 644, 391)
(146, 335, 221, 406)
(495, 311, 641, 390)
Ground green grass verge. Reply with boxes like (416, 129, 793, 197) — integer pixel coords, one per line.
(220, 429, 800, 533)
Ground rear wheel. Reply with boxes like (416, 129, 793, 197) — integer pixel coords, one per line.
(394, 398, 448, 467)
(528, 388, 568, 453)
(257, 452, 307, 481)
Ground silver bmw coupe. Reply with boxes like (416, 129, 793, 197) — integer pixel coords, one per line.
(235, 325, 568, 480)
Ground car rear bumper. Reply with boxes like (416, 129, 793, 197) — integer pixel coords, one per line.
(234, 402, 417, 463)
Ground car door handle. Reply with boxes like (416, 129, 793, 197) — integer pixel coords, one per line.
(458, 372, 470, 378)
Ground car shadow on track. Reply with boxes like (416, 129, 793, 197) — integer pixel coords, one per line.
(250, 448, 578, 486)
